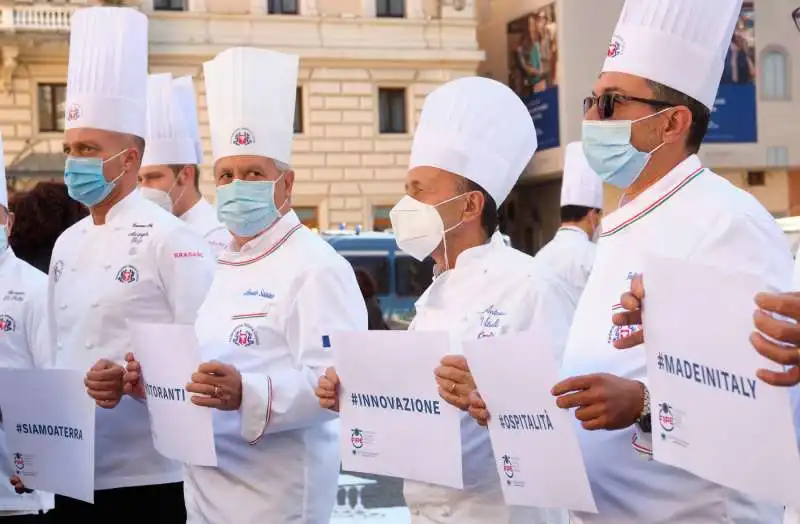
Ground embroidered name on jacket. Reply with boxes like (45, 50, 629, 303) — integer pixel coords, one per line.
(478, 305, 507, 339)
(173, 251, 204, 259)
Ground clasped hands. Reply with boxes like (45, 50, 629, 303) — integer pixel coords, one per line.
(84, 353, 243, 411)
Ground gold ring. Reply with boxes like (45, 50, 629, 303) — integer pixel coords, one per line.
(449, 382, 456, 393)
(213, 385, 221, 398)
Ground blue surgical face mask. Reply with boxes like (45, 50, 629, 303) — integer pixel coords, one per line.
(216, 175, 287, 238)
(64, 149, 128, 207)
(0, 226, 7, 252)
(581, 109, 668, 189)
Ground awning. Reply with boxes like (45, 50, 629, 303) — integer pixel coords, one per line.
(6, 153, 66, 179)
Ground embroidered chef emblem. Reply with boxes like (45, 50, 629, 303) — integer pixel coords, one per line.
(52, 260, 64, 283)
(13, 453, 24, 472)
(478, 305, 506, 339)
(231, 128, 255, 147)
(115, 265, 139, 284)
(350, 428, 364, 449)
(607, 323, 640, 344)
(230, 323, 259, 347)
(501, 454, 514, 479)
(608, 34, 624, 58)
(66, 103, 81, 123)
(0, 314, 16, 332)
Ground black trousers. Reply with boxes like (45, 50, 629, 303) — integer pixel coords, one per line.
(44, 482, 185, 524)
(0, 515, 46, 523)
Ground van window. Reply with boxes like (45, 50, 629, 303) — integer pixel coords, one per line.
(344, 256, 390, 295)
(396, 257, 434, 297)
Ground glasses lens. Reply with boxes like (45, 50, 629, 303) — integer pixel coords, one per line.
(598, 94, 615, 120)
(582, 97, 594, 115)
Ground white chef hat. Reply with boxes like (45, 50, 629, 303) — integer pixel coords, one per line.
(203, 47, 298, 165)
(603, 0, 743, 109)
(409, 76, 536, 206)
(0, 133, 6, 209)
(65, 7, 148, 137)
(173, 76, 203, 165)
(141, 74, 198, 168)
(560, 142, 603, 209)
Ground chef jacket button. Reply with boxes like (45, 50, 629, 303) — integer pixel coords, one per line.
(57, 342, 63, 350)
(85, 342, 94, 349)
(90, 302, 99, 308)
(60, 303, 68, 310)
(71, 267, 77, 272)
(442, 506, 451, 517)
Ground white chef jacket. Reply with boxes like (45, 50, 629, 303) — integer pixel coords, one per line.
(783, 250, 800, 524)
(403, 233, 572, 524)
(49, 189, 215, 490)
(0, 248, 54, 516)
(184, 210, 367, 524)
(533, 225, 596, 313)
(562, 155, 790, 523)
(180, 198, 231, 257)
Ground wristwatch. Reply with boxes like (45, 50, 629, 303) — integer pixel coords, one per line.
(634, 381, 652, 433)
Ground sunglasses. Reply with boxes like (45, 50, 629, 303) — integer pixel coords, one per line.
(583, 93, 675, 120)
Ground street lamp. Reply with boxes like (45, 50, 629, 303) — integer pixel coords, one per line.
(793, 7, 800, 33)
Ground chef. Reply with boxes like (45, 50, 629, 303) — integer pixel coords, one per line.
(47, 6, 214, 520)
(139, 73, 231, 256)
(549, 0, 790, 522)
(129, 46, 366, 523)
(315, 76, 572, 524)
(534, 141, 603, 312)
(0, 134, 55, 522)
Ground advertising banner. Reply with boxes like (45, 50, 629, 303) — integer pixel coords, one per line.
(507, 3, 560, 151)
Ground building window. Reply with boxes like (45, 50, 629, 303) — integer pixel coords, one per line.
(376, 0, 404, 17)
(37, 83, 66, 133)
(269, 0, 298, 14)
(295, 206, 318, 228)
(762, 50, 789, 100)
(767, 146, 789, 167)
(378, 88, 407, 134)
(294, 87, 303, 134)
(373, 205, 392, 231)
(153, 0, 185, 10)
(746, 171, 765, 187)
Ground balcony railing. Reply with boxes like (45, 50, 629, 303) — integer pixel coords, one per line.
(0, 5, 75, 32)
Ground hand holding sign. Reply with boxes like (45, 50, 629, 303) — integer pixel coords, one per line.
(612, 273, 645, 350)
(315, 367, 340, 412)
(123, 352, 146, 400)
(435, 355, 476, 410)
(187, 361, 243, 411)
(751, 292, 800, 387)
(84, 359, 125, 409)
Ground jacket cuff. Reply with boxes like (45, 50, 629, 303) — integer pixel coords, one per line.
(632, 430, 653, 460)
(239, 373, 272, 445)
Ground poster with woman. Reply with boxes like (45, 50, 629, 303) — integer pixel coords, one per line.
(507, 3, 560, 151)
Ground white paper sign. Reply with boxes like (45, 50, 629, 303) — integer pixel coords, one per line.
(0, 368, 95, 503)
(464, 332, 597, 513)
(643, 255, 800, 508)
(129, 322, 217, 467)
(332, 330, 463, 489)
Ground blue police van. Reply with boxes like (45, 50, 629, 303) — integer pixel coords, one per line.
(321, 229, 434, 329)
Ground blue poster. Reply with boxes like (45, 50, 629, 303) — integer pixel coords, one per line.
(704, 83, 758, 143)
(506, 4, 560, 151)
(523, 87, 560, 151)
(704, 2, 756, 144)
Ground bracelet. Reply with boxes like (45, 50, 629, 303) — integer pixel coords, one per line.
(635, 382, 652, 433)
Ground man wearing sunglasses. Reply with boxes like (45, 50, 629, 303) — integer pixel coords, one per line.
(550, 0, 790, 522)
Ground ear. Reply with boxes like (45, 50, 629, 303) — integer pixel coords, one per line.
(122, 147, 141, 174)
(178, 165, 195, 186)
(282, 170, 295, 196)
(6, 211, 14, 237)
(662, 106, 692, 146)
(463, 190, 484, 223)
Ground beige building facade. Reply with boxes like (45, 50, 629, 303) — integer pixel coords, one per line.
(0, 0, 483, 230)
